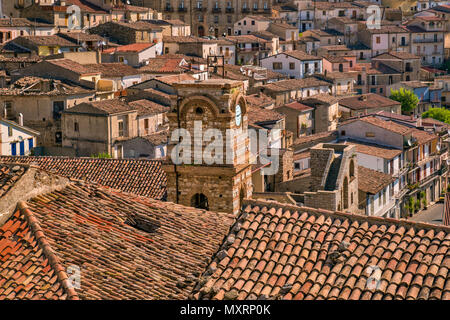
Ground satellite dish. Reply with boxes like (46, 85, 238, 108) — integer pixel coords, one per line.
(407, 139, 412, 146)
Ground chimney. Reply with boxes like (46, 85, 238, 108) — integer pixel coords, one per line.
(18, 113, 23, 126)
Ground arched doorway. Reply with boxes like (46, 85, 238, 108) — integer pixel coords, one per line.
(343, 177, 349, 209)
(191, 193, 209, 210)
(198, 25, 205, 37)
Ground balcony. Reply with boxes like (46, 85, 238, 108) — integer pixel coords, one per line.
(195, 6, 207, 12)
(242, 8, 250, 13)
(225, 7, 234, 13)
(178, 6, 187, 12)
(164, 6, 174, 12)
(212, 7, 221, 13)
(252, 7, 259, 12)
(399, 42, 409, 47)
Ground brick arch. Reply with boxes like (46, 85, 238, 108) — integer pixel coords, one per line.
(178, 94, 221, 121)
(233, 94, 248, 116)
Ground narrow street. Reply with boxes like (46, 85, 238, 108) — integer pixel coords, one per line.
(408, 203, 444, 225)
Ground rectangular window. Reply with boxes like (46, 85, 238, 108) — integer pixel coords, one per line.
(74, 122, 79, 132)
(376, 36, 380, 44)
(4, 101, 12, 118)
(272, 62, 282, 70)
(118, 120, 124, 137)
(289, 62, 295, 70)
(8, 126, 13, 137)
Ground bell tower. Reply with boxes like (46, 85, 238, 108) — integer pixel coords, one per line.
(163, 79, 252, 215)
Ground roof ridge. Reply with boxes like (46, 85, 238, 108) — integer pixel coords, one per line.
(242, 199, 450, 232)
(0, 155, 162, 162)
(16, 201, 79, 300)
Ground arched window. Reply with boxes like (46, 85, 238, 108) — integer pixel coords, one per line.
(191, 193, 209, 210)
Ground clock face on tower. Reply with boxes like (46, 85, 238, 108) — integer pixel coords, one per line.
(235, 104, 242, 127)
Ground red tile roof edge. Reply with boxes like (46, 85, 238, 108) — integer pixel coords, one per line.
(16, 201, 79, 300)
(242, 199, 450, 233)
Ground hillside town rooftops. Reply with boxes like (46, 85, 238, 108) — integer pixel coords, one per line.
(192, 199, 450, 300)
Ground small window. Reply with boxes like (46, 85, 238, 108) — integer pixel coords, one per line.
(341, 130, 346, 136)
(365, 132, 375, 137)
(272, 62, 282, 70)
(55, 132, 62, 144)
(195, 107, 204, 115)
(289, 62, 295, 70)
(8, 127, 13, 137)
(74, 122, 79, 132)
(118, 120, 124, 136)
(376, 36, 380, 44)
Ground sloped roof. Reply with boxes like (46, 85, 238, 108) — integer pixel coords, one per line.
(84, 63, 141, 77)
(283, 50, 320, 61)
(193, 200, 450, 300)
(102, 43, 155, 54)
(0, 157, 166, 200)
(338, 94, 401, 110)
(343, 116, 413, 136)
(45, 59, 99, 75)
(19, 35, 80, 47)
(0, 182, 234, 299)
(139, 58, 186, 73)
(358, 166, 396, 194)
(128, 99, 170, 116)
(64, 99, 133, 115)
(342, 139, 402, 160)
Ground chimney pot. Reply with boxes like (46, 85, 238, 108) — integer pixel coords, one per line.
(18, 113, 23, 126)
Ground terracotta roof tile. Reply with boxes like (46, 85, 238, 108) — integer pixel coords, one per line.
(0, 157, 166, 199)
(194, 200, 450, 300)
(0, 182, 234, 299)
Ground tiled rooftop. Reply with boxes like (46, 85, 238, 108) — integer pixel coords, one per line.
(358, 166, 396, 195)
(193, 200, 450, 300)
(0, 157, 166, 200)
(0, 183, 234, 299)
(338, 94, 401, 111)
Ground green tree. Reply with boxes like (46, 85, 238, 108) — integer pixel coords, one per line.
(422, 107, 450, 124)
(389, 88, 419, 114)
